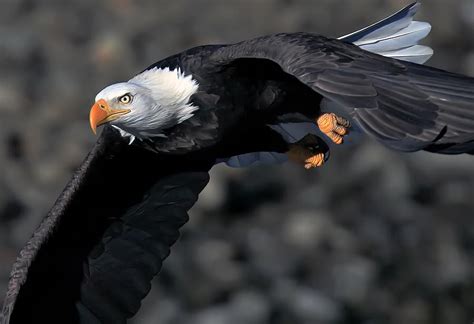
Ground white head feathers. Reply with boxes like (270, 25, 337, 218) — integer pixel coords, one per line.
(94, 67, 199, 143)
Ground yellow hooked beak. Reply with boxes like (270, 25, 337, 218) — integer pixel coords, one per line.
(89, 99, 130, 134)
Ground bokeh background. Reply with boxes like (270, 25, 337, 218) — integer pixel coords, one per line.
(1, 0, 474, 323)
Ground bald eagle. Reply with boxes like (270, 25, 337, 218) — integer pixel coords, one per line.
(2, 3, 473, 323)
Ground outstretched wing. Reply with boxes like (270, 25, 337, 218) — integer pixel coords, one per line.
(220, 2, 434, 168)
(1, 127, 212, 324)
(210, 32, 474, 154)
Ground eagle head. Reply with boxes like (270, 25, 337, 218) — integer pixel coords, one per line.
(89, 67, 199, 143)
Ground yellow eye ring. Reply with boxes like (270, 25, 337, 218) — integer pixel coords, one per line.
(119, 94, 132, 104)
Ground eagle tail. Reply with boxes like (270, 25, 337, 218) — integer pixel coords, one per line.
(339, 2, 433, 64)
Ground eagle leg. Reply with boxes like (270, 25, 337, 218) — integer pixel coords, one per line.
(316, 113, 350, 144)
(287, 134, 330, 169)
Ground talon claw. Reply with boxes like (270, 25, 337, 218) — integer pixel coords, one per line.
(304, 153, 325, 168)
(316, 113, 350, 144)
(334, 125, 347, 135)
(328, 132, 343, 144)
(335, 115, 351, 128)
(287, 135, 329, 169)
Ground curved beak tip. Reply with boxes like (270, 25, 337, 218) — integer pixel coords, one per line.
(89, 100, 107, 135)
(88, 99, 130, 135)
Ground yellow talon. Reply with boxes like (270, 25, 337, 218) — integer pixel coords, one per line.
(316, 113, 350, 144)
(304, 153, 325, 169)
(287, 134, 329, 169)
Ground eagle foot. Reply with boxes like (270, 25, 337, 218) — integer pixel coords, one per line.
(287, 134, 329, 169)
(316, 113, 350, 144)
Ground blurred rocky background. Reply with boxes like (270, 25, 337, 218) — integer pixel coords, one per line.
(1, 0, 474, 323)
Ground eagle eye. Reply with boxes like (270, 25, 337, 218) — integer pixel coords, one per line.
(119, 94, 133, 104)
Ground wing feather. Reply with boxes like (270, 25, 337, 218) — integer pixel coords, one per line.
(212, 32, 474, 153)
(1, 127, 212, 323)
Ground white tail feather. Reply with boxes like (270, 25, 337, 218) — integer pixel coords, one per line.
(353, 21, 432, 54)
(340, 3, 421, 43)
(378, 45, 434, 64)
(339, 2, 433, 64)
